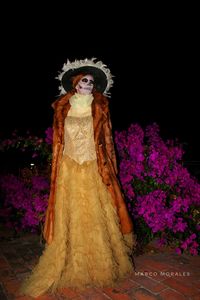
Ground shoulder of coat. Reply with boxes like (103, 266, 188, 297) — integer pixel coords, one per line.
(93, 92, 109, 111)
(51, 92, 73, 110)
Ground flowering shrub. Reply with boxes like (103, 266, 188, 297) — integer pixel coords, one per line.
(0, 128, 53, 164)
(0, 128, 53, 240)
(115, 123, 200, 255)
(0, 172, 49, 236)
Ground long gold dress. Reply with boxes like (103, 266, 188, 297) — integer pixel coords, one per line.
(19, 94, 135, 298)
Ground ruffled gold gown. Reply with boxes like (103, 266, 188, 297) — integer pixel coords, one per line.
(19, 94, 135, 298)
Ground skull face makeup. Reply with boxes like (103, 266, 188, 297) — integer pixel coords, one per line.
(75, 74, 94, 95)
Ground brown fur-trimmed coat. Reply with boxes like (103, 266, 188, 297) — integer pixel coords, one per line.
(43, 91, 133, 245)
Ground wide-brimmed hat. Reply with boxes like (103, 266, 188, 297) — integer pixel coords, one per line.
(56, 58, 114, 97)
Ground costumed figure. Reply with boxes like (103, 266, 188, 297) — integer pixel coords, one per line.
(19, 58, 136, 298)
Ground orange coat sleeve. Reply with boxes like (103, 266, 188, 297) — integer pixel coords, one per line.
(103, 108, 118, 174)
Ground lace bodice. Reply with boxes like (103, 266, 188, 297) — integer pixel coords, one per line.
(63, 115, 97, 164)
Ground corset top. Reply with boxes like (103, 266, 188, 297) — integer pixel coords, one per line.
(63, 115, 97, 164)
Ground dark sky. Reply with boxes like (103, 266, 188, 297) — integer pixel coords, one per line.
(0, 8, 199, 162)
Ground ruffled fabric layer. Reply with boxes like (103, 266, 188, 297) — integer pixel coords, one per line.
(19, 155, 135, 298)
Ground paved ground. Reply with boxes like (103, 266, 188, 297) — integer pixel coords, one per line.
(0, 226, 199, 300)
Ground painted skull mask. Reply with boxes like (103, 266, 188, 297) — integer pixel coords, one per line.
(75, 74, 94, 95)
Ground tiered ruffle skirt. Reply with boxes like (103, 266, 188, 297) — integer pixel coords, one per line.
(19, 155, 135, 298)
